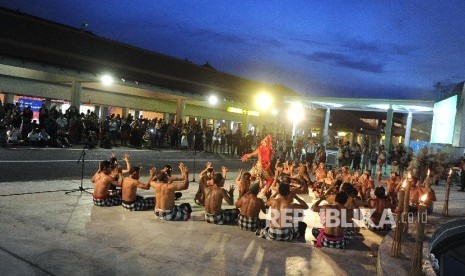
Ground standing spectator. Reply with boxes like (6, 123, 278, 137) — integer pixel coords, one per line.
(21, 105, 33, 139)
(205, 126, 213, 152)
(458, 158, 465, 192)
(194, 123, 203, 151)
(305, 139, 316, 164)
(225, 130, 232, 155)
(220, 129, 226, 154)
(361, 145, 370, 172)
(378, 145, 387, 174)
(38, 103, 49, 128)
(352, 143, 362, 172)
(369, 147, 378, 174)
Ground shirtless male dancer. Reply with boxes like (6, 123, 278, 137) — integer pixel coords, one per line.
(204, 172, 239, 224)
(312, 192, 349, 249)
(92, 160, 123, 206)
(152, 163, 192, 221)
(121, 167, 156, 211)
(377, 171, 400, 205)
(235, 183, 266, 231)
(364, 186, 394, 230)
(259, 183, 308, 241)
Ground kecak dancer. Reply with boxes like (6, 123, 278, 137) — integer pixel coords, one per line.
(241, 135, 274, 185)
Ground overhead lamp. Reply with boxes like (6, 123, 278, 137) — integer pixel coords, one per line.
(100, 74, 114, 86)
(208, 95, 218, 105)
(255, 92, 273, 110)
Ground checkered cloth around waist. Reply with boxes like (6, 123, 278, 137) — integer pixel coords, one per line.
(259, 226, 299, 241)
(363, 213, 393, 231)
(154, 204, 190, 221)
(93, 195, 122, 207)
(205, 209, 239, 225)
(238, 214, 260, 232)
(122, 197, 155, 211)
(313, 228, 346, 249)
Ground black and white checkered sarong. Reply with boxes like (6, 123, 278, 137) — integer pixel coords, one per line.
(122, 197, 155, 211)
(154, 203, 191, 221)
(312, 228, 346, 249)
(238, 214, 261, 232)
(205, 209, 239, 224)
(93, 195, 122, 207)
(259, 226, 300, 241)
(363, 213, 393, 231)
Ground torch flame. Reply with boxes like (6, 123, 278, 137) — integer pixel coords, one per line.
(449, 168, 452, 176)
(427, 169, 430, 176)
(402, 179, 407, 188)
(408, 171, 412, 178)
(420, 193, 428, 203)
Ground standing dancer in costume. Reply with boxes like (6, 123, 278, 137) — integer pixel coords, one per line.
(241, 135, 274, 185)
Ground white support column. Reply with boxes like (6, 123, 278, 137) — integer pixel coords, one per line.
(404, 112, 413, 148)
(323, 108, 331, 146)
(4, 92, 14, 104)
(176, 99, 185, 124)
(70, 81, 82, 110)
(384, 106, 394, 151)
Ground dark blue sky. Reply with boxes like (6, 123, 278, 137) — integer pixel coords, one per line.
(2, 0, 465, 99)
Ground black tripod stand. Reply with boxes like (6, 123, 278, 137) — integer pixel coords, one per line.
(191, 146, 197, 182)
(65, 143, 93, 195)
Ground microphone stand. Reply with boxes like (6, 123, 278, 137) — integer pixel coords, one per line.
(65, 143, 93, 195)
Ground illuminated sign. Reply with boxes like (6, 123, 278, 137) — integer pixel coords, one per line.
(226, 107, 260, 116)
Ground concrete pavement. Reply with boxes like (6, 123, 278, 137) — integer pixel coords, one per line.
(0, 174, 384, 276)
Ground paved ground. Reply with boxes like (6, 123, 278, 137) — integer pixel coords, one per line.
(0, 174, 384, 276)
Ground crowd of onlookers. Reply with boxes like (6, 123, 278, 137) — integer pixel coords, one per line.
(0, 100, 280, 154)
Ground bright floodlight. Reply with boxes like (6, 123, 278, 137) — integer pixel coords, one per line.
(255, 92, 272, 110)
(100, 74, 114, 86)
(287, 102, 304, 122)
(271, 108, 279, 116)
(208, 95, 218, 105)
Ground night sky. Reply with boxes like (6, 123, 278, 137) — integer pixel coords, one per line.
(2, 0, 465, 100)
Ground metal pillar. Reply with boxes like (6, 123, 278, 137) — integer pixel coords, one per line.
(404, 112, 413, 148)
(384, 106, 394, 151)
(323, 108, 331, 146)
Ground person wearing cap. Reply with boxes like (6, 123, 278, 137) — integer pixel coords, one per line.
(91, 160, 123, 206)
(258, 183, 308, 241)
(151, 163, 192, 221)
(235, 182, 266, 232)
(364, 186, 394, 230)
(204, 172, 238, 224)
(121, 166, 156, 211)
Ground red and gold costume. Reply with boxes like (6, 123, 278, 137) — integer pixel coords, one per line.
(242, 135, 274, 185)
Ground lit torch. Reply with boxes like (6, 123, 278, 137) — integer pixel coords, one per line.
(412, 192, 428, 275)
(442, 168, 452, 217)
(391, 178, 406, 258)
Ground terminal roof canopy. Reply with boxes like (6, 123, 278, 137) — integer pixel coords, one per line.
(284, 96, 434, 114)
